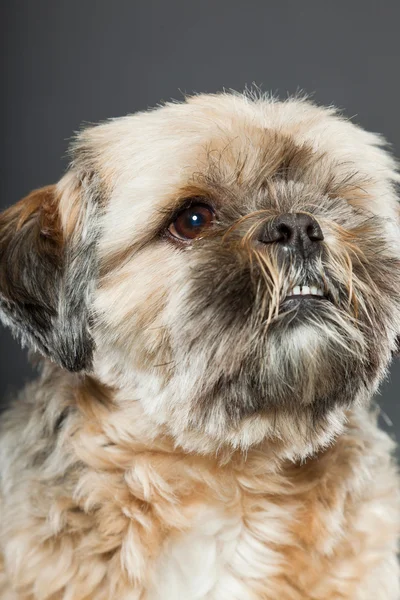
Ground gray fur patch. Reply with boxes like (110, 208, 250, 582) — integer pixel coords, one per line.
(0, 176, 100, 371)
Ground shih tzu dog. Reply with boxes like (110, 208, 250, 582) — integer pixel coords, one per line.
(0, 91, 399, 599)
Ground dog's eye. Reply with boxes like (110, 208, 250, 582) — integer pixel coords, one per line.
(168, 203, 215, 240)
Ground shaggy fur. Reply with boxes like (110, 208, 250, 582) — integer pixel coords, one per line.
(0, 91, 399, 599)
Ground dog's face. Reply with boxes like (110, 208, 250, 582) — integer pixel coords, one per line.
(1, 93, 400, 457)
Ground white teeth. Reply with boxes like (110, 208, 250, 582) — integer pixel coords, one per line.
(286, 284, 325, 297)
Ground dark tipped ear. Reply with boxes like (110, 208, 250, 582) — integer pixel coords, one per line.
(0, 180, 96, 371)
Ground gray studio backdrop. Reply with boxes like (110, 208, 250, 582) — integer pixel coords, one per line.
(1, 1, 399, 456)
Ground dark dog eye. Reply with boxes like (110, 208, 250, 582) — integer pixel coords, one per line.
(168, 203, 215, 240)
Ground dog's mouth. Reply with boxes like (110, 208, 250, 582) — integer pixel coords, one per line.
(282, 283, 329, 304)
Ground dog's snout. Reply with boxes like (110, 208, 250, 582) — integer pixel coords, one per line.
(258, 213, 324, 257)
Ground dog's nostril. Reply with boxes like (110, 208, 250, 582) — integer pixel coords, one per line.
(307, 225, 319, 241)
(306, 222, 324, 242)
(277, 223, 293, 242)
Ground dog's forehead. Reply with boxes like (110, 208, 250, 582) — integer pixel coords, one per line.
(77, 95, 330, 188)
(77, 93, 390, 180)
(74, 94, 399, 253)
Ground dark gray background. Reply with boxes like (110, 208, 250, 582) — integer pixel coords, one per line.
(1, 1, 399, 455)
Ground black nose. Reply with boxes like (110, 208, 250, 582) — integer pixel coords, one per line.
(258, 213, 324, 257)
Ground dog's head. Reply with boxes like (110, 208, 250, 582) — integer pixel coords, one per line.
(2, 93, 400, 457)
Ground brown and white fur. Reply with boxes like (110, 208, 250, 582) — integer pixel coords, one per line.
(0, 91, 399, 599)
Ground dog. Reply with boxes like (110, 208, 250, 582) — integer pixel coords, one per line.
(0, 91, 399, 599)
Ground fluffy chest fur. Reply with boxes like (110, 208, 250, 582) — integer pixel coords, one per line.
(0, 383, 398, 600)
(148, 504, 288, 599)
(147, 446, 400, 600)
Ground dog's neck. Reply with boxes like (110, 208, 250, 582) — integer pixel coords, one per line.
(51, 365, 365, 475)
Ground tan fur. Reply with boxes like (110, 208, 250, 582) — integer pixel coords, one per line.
(0, 92, 399, 598)
(0, 370, 398, 599)
(0, 185, 61, 246)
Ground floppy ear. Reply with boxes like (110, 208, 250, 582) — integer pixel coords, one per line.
(0, 175, 98, 371)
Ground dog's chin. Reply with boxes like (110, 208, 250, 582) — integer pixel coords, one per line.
(154, 306, 371, 458)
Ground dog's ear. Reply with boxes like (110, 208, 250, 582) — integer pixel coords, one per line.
(0, 175, 98, 371)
